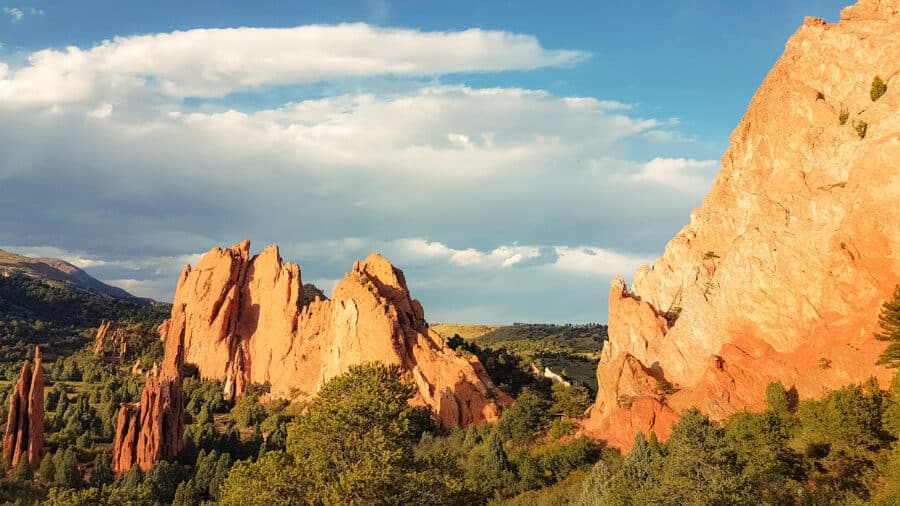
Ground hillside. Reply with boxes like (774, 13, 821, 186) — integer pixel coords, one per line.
(432, 322, 607, 391)
(0, 249, 146, 302)
(0, 251, 170, 375)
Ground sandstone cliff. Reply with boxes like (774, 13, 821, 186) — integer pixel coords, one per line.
(159, 240, 509, 428)
(112, 322, 185, 475)
(584, 0, 900, 450)
(2, 347, 44, 469)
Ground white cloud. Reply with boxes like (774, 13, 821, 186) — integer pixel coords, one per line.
(621, 157, 719, 192)
(3, 7, 23, 22)
(395, 239, 542, 268)
(0, 24, 587, 106)
(0, 25, 718, 322)
(553, 246, 654, 277)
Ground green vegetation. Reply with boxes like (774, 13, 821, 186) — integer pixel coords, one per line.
(0, 273, 169, 377)
(856, 120, 869, 139)
(840, 108, 850, 125)
(876, 286, 900, 368)
(872, 75, 887, 102)
(435, 322, 606, 391)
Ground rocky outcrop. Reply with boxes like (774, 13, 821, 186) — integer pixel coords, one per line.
(112, 323, 185, 475)
(2, 347, 44, 469)
(585, 0, 900, 450)
(160, 240, 510, 428)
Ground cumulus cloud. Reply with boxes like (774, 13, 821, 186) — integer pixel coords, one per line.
(0, 24, 587, 105)
(628, 157, 719, 192)
(0, 24, 720, 322)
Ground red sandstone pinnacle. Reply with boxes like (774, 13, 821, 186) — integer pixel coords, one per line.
(2, 346, 45, 469)
(160, 241, 510, 428)
(112, 321, 185, 475)
(584, 0, 900, 451)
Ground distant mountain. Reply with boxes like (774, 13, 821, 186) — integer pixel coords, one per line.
(0, 249, 146, 302)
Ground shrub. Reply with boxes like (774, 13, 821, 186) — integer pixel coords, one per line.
(855, 120, 868, 139)
(872, 76, 887, 102)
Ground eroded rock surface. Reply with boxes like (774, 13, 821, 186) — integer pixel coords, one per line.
(112, 323, 185, 475)
(161, 241, 509, 428)
(585, 0, 900, 450)
(2, 347, 44, 469)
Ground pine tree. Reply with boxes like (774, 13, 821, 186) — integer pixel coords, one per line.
(485, 432, 510, 473)
(90, 452, 114, 487)
(54, 448, 82, 489)
(12, 455, 33, 483)
(876, 286, 900, 368)
(578, 460, 611, 506)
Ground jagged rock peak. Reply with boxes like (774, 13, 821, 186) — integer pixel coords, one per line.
(584, 0, 900, 450)
(161, 240, 510, 428)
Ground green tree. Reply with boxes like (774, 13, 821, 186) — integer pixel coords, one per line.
(876, 286, 900, 368)
(765, 381, 792, 415)
(219, 452, 309, 506)
(284, 363, 435, 504)
(485, 432, 510, 473)
(497, 388, 549, 444)
(725, 411, 803, 503)
(89, 452, 114, 487)
(12, 455, 33, 483)
(577, 460, 611, 506)
(656, 409, 752, 505)
(142, 460, 185, 504)
(38, 452, 57, 484)
(54, 448, 82, 489)
(549, 383, 592, 418)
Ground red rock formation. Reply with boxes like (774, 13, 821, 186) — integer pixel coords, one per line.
(160, 240, 510, 428)
(112, 324, 185, 475)
(93, 320, 134, 358)
(2, 347, 44, 469)
(584, 0, 900, 451)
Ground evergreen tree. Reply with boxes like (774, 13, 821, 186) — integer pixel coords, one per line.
(485, 432, 510, 473)
(89, 452, 114, 487)
(876, 286, 900, 368)
(577, 459, 611, 506)
(12, 456, 33, 482)
(38, 452, 57, 484)
(54, 448, 82, 489)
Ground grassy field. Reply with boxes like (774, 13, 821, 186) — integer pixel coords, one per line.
(432, 323, 607, 392)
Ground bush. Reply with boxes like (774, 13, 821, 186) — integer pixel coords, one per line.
(872, 76, 887, 102)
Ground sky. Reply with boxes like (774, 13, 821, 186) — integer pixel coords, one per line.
(0, 0, 852, 323)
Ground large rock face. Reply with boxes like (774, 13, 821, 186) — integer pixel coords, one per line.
(2, 347, 44, 469)
(112, 321, 185, 475)
(585, 0, 900, 450)
(160, 240, 509, 428)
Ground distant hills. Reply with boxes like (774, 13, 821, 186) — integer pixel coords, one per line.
(0, 249, 146, 302)
(0, 249, 170, 370)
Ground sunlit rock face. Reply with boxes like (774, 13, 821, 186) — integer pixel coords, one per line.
(2, 347, 45, 470)
(584, 0, 900, 451)
(160, 240, 510, 429)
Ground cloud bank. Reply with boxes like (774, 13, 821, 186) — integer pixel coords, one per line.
(0, 24, 717, 323)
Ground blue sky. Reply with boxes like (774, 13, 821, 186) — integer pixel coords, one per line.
(0, 0, 852, 323)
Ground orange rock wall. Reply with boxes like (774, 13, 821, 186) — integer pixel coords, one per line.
(585, 0, 900, 450)
(161, 241, 510, 428)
